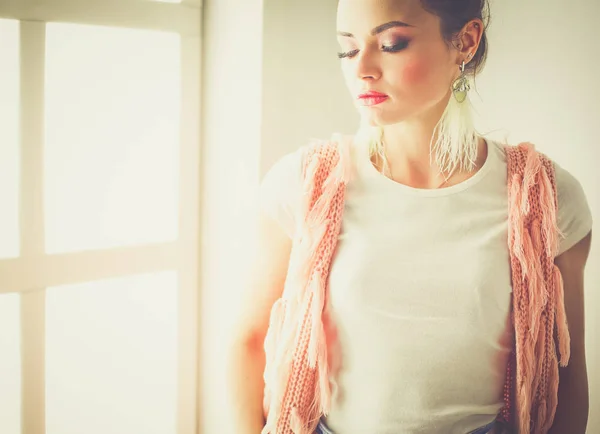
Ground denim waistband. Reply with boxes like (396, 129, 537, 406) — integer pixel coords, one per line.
(315, 419, 497, 434)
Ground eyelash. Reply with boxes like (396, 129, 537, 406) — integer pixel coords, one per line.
(337, 40, 410, 59)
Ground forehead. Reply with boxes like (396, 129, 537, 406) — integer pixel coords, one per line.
(336, 0, 432, 33)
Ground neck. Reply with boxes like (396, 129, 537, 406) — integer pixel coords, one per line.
(374, 92, 483, 188)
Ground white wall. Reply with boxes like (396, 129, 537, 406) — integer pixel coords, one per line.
(259, 0, 357, 173)
(199, 1, 263, 433)
(200, 0, 599, 432)
(474, 1, 599, 431)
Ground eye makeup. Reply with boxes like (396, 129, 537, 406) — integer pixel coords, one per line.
(337, 38, 410, 59)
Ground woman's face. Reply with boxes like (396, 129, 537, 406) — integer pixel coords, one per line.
(336, 0, 460, 127)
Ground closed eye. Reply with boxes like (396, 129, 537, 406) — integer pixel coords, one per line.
(337, 49, 359, 59)
(382, 40, 409, 53)
(337, 40, 410, 59)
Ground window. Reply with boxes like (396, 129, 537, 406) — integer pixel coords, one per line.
(0, 293, 21, 434)
(44, 23, 181, 253)
(46, 272, 178, 434)
(0, 18, 20, 260)
(0, 2, 201, 433)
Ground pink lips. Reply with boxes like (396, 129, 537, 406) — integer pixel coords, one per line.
(357, 91, 389, 106)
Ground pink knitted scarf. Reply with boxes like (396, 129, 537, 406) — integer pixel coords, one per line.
(262, 135, 569, 434)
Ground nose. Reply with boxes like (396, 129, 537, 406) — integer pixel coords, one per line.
(355, 49, 382, 82)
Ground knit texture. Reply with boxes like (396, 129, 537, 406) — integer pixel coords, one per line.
(262, 137, 568, 434)
(501, 142, 569, 434)
(262, 134, 352, 434)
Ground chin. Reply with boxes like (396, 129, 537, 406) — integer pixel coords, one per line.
(358, 104, 410, 126)
(360, 112, 403, 128)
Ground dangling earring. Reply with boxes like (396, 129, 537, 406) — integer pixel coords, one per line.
(452, 59, 471, 103)
(430, 52, 479, 176)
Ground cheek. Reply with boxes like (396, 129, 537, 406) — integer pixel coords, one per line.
(341, 64, 355, 90)
(398, 58, 434, 87)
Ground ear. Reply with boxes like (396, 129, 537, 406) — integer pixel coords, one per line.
(453, 19, 484, 66)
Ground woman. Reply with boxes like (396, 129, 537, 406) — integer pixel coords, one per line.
(229, 1, 593, 433)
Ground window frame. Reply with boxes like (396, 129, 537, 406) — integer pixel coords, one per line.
(0, 2, 201, 433)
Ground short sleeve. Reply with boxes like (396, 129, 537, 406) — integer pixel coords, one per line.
(259, 148, 305, 239)
(554, 161, 593, 256)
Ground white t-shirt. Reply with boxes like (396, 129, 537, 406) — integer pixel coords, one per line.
(259, 137, 593, 434)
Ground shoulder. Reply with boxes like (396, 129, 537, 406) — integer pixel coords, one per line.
(259, 134, 345, 238)
(263, 146, 306, 183)
(501, 141, 593, 256)
(259, 133, 355, 237)
(552, 159, 594, 255)
(259, 146, 306, 239)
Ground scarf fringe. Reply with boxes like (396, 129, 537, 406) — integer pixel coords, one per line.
(262, 136, 351, 433)
(506, 143, 570, 434)
(553, 265, 571, 366)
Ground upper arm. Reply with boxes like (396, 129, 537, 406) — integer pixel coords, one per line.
(554, 229, 592, 377)
(232, 148, 303, 349)
(233, 210, 293, 350)
(552, 159, 593, 358)
(549, 231, 592, 434)
(554, 161, 593, 256)
(555, 229, 592, 352)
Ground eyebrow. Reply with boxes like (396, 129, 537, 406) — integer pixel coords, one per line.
(337, 20, 414, 38)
